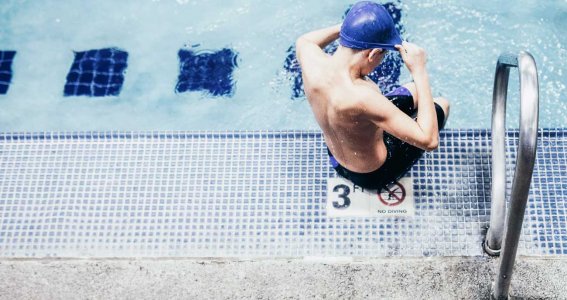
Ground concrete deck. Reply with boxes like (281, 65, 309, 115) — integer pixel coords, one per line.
(1, 257, 566, 299)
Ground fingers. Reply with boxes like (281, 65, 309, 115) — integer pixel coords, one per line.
(399, 41, 409, 54)
(395, 44, 407, 58)
(402, 42, 424, 53)
(404, 41, 420, 50)
(403, 42, 416, 53)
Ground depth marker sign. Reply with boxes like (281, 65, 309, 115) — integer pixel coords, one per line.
(378, 182, 406, 206)
(326, 177, 415, 217)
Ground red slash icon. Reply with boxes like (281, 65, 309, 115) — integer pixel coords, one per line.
(378, 182, 406, 206)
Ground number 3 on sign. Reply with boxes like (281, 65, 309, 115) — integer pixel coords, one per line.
(332, 184, 351, 209)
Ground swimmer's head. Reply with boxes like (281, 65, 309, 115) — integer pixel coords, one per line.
(339, 1, 402, 51)
(345, 47, 387, 76)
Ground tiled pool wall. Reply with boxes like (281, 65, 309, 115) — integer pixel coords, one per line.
(0, 129, 565, 258)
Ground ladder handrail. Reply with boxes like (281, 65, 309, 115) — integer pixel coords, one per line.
(483, 51, 539, 299)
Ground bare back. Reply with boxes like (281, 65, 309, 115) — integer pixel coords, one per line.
(296, 25, 444, 175)
(302, 55, 389, 173)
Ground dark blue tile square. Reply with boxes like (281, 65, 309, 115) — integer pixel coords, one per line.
(0, 62, 12, 71)
(1, 51, 16, 60)
(66, 72, 79, 82)
(79, 73, 94, 83)
(106, 85, 121, 96)
(76, 85, 91, 96)
(85, 50, 98, 59)
(64, 48, 128, 97)
(112, 63, 127, 73)
(93, 86, 108, 97)
(0, 84, 7, 94)
(110, 75, 124, 85)
(113, 51, 128, 62)
(96, 60, 111, 73)
(176, 82, 187, 92)
(175, 47, 239, 97)
(81, 59, 96, 72)
(0, 73, 10, 82)
(94, 74, 109, 85)
(74, 51, 85, 60)
(99, 48, 112, 58)
(63, 84, 75, 95)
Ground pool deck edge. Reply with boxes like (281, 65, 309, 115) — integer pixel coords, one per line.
(1, 256, 566, 299)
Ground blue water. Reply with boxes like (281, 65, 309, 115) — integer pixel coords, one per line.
(0, 0, 566, 131)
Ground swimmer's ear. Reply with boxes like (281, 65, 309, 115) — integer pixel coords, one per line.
(368, 48, 384, 60)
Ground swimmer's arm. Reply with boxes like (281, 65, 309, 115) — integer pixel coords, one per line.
(410, 68, 439, 149)
(388, 42, 439, 150)
(364, 94, 439, 151)
(296, 24, 341, 50)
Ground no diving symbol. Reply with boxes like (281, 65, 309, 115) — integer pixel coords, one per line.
(378, 182, 406, 206)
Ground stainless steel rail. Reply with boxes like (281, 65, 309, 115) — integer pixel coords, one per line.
(483, 52, 539, 299)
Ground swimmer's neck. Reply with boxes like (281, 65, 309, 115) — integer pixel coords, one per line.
(331, 46, 366, 80)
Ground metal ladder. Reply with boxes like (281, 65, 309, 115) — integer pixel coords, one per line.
(483, 51, 539, 299)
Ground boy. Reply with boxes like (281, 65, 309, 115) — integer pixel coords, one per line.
(296, 1, 449, 189)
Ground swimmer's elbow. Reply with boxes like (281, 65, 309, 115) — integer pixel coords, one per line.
(296, 36, 309, 50)
(295, 36, 303, 47)
(295, 36, 308, 59)
(424, 137, 439, 152)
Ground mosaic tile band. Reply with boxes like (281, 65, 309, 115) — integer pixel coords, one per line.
(0, 129, 565, 257)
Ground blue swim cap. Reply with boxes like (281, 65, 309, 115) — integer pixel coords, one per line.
(339, 1, 402, 51)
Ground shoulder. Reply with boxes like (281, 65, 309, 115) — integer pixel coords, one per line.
(301, 58, 333, 95)
(351, 81, 388, 105)
(350, 84, 393, 120)
(328, 85, 379, 115)
(296, 45, 329, 73)
(298, 53, 329, 76)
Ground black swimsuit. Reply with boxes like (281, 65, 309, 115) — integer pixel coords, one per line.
(327, 86, 446, 190)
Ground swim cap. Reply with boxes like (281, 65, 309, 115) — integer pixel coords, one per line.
(339, 1, 402, 51)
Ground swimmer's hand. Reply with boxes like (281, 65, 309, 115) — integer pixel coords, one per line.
(395, 42, 427, 74)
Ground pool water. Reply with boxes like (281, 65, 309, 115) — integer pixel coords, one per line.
(0, 0, 566, 131)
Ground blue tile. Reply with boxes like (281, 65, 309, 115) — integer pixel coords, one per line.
(64, 48, 128, 97)
(175, 47, 239, 97)
(93, 86, 108, 97)
(94, 74, 109, 85)
(95, 60, 111, 73)
(81, 60, 95, 72)
(63, 84, 75, 95)
(80, 73, 94, 82)
(76, 85, 91, 96)
(66, 72, 79, 82)
(111, 75, 124, 85)
(0, 73, 11, 82)
(0, 50, 16, 61)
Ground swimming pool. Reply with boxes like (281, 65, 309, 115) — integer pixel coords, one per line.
(0, 0, 566, 131)
(1, 1, 567, 262)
